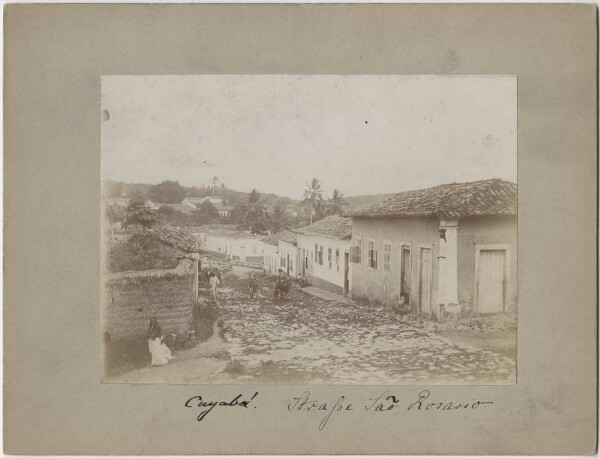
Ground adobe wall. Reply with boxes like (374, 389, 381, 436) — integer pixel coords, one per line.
(103, 258, 197, 342)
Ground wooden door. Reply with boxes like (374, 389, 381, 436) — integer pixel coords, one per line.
(400, 246, 411, 304)
(477, 249, 506, 313)
(302, 249, 306, 276)
(419, 247, 432, 314)
(344, 252, 350, 295)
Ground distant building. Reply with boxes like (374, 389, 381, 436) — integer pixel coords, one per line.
(260, 230, 298, 277)
(215, 205, 234, 217)
(145, 200, 161, 210)
(182, 196, 225, 208)
(190, 226, 263, 264)
(346, 179, 517, 320)
(294, 215, 353, 295)
(260, 235, 280, 275)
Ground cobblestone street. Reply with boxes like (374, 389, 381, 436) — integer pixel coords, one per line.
(216, 267, 516, 385)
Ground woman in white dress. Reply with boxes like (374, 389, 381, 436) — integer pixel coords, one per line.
(147, 317, 175, 366)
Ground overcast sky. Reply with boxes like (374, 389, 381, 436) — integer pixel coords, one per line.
(101, 75, 516, 199)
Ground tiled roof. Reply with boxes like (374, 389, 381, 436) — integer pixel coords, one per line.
(206, 228, 263, 239)
(190, 224, 262, 239)
(189, 224, 239, 233)
(261, 230, 297, 246)
(276, 230, 297, 245)
(260, 235, 280, 246)
(294, 215, 353, 240)
(346, 179, 517, 219)
(149, 226, 203, 253)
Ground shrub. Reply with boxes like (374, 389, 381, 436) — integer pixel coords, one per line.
(108, 230, 180, 272)
(223, 359, 246, 375)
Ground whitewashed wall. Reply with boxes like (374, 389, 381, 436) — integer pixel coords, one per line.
(296, 234, 350, 289)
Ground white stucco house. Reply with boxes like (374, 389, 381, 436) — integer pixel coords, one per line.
(294, 215, 353, 295)
(183, 196, 225, 208)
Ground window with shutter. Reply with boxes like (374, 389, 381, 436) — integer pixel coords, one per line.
(383, 241, 391, 273)
(368, 240, 377, 269)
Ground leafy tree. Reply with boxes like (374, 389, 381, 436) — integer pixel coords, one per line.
(128, 189, 149, 204)
(302, 178, 325, 224)
(109, 228, 179, 272)
(268, 206, 291, 233)
(156, 205, 188, 226)
(195, 200, 218, 223)
(157, 205, 176, 216)
(248, 188, 261, 204)
(149, 180, 186, 204)
(122, 201, 156, 229)
(238, 189, 268, 234)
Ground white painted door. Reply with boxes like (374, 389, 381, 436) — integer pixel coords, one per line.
(419, 247, 432, 314)
(477, 250, 506, 313)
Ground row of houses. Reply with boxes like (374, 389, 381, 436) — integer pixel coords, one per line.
(190, 225, 264, 265)
(107, 196, 233, 216)
(193, 179, 517, 321)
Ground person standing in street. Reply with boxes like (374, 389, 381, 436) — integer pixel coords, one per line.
(209, 272, 220, 300)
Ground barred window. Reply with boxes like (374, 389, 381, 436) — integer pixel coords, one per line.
(336, 249, 340, 272)
(357, 237, 362, 264)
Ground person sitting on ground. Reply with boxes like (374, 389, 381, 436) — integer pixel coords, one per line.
(147, 317, 175, 366)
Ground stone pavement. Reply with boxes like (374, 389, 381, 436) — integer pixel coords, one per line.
(216, 271, 516, 385)
(301, 286, 350, 303)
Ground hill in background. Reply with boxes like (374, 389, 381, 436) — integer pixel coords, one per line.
(107, 179, 397, 213)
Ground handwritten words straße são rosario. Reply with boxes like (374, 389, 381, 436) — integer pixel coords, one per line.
(287, 390, 494, 431)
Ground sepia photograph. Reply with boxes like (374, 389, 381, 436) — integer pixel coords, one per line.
(101, 74, 517, 385)
(6, 3, 597, 454)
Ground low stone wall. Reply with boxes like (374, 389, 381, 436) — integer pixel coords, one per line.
(103, 257, 198, 342)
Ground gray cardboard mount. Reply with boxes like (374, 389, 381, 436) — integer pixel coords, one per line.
(4, 4, 597, 455)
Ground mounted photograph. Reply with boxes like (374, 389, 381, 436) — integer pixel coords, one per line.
(101, 74, 517, 385)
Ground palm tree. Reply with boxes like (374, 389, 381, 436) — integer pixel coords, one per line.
(302, 178, 325, 224)
(328, 189, 348, 216)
